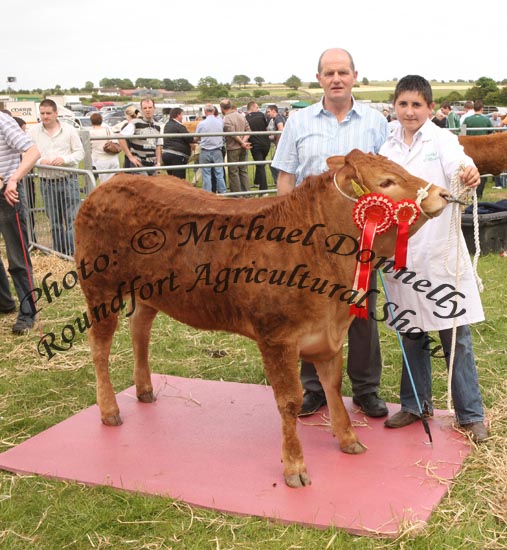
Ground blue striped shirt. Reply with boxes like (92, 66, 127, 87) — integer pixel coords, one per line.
(272, 98, 388, 185)
(196, 115, 224, 150)
(0, 112, 33, 182)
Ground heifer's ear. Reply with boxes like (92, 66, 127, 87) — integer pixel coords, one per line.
(326, 156, 346, 171)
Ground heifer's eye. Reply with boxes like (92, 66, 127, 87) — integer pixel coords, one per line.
(379, 180, 394, 188)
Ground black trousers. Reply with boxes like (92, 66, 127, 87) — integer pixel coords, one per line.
(162, 151, 189, 180)
(301, 274, 382, 397)
(251, 144, 270, 190)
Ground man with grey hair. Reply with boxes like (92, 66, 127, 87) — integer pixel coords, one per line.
(196, 104, 226, 193)
(273, 47, 389, 418)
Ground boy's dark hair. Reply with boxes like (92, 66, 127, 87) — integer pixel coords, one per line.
(393, 75, 433, 105)
(473, 100, 484, 112)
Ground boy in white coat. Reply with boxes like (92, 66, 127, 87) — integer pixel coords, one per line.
(379, 75, 488, 442)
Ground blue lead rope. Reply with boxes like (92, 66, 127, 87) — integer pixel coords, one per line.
(377, 270, 433, 444)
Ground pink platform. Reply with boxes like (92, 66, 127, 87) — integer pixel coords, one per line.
(0, 374, 472, 537)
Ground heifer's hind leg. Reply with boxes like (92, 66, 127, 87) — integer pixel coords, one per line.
(315, 354, 366, 454)
(258, 342, 310, 488)
(88, 312, 122, 426)
(129, 302, 158, 403)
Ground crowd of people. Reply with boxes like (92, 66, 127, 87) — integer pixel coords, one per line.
(0, 49, 495, 445)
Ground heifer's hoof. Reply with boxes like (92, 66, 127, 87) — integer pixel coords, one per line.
(285, 472, 312, 488)
(102, 414, 123, 426)
(137, 391, 156, 403)
(341, 441, 367, 454)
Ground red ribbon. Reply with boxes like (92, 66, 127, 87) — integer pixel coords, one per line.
(393, 200, 420, 270)
(350, 194, 395, 318)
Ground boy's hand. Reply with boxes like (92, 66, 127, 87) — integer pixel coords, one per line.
(460, 165, 480, 189)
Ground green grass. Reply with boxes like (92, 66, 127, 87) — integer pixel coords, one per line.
(1, 186, 506, 549)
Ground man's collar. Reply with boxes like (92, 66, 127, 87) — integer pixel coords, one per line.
(318, 96, 359, 117)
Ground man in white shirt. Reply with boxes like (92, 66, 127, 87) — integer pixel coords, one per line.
(29, 99, 84, 255)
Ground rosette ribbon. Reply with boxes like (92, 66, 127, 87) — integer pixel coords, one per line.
(350, 193, 395, 318)
(393, 200, 420, 270)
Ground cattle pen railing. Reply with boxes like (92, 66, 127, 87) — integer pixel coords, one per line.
(22, 129, 280, 260)
(81, 129, 282, 188)
(19, 126, 507, 261)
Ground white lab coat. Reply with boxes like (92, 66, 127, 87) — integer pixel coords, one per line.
(378, 119, 484, 332)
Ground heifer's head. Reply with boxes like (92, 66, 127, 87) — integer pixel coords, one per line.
(327, 149, 450, 222)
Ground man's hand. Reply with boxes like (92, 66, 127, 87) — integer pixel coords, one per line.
(460, 165, 481, 189)
(4, 178, 20, 207)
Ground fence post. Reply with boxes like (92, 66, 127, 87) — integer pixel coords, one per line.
(80, 129, 93, 172)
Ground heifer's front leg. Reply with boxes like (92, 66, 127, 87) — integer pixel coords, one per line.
(315, 355, 366, 454)
(129, 302, 158, 403)
(88, 312, 121, 426)
(258, 342, 310, 488)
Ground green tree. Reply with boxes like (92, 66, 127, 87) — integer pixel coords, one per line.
(443, 91, 464, 103)
(197, 76, 230, 100)
(162, 78, 175, 90)
(284, 75, 302, 90)
(84, 81, 94, 91)
(466, 76, 499, 101)
(361, 77, 369, 85)
(232, 74, 250, 87)
(253, 89, 266, 98)
(99, 78, 134, 89)
(135, 78, 163, 89)
(254, 76, 265, 87)
(484, 86, 507, 106)
(173, 78, 194, 92)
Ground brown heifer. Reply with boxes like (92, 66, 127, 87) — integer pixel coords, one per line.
(183, 120, 199, 134)
(74, 150, 450, 488)
(459, 132, 507, 175)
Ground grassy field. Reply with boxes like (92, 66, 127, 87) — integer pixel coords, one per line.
(174, 81, 472, 105)
(0, 186, 506, 549)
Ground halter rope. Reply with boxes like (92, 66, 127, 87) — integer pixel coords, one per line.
(444, 165, 483, 412)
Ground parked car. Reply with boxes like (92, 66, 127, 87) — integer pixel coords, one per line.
(83, 105, 99, 115)
(102, 111, 127, 127)
(74, 116, 92, 130)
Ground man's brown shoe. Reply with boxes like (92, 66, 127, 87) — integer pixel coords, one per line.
(384, 410, 421, 428)
(461, 421, 489, 443)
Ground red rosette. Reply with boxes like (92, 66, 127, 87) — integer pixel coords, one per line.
(352, 193, 396, 234)
(393, 200, 420, 270)
(350, 194, 396, 318)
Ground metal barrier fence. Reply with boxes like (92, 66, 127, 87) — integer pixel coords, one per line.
(82, 129, 282, 186)
(21, 126, 507, 261)
(22, 130, 280, 260)
(22, 166, 96, 261)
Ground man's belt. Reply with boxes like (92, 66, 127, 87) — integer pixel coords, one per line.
(162, 148, 189, 159)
